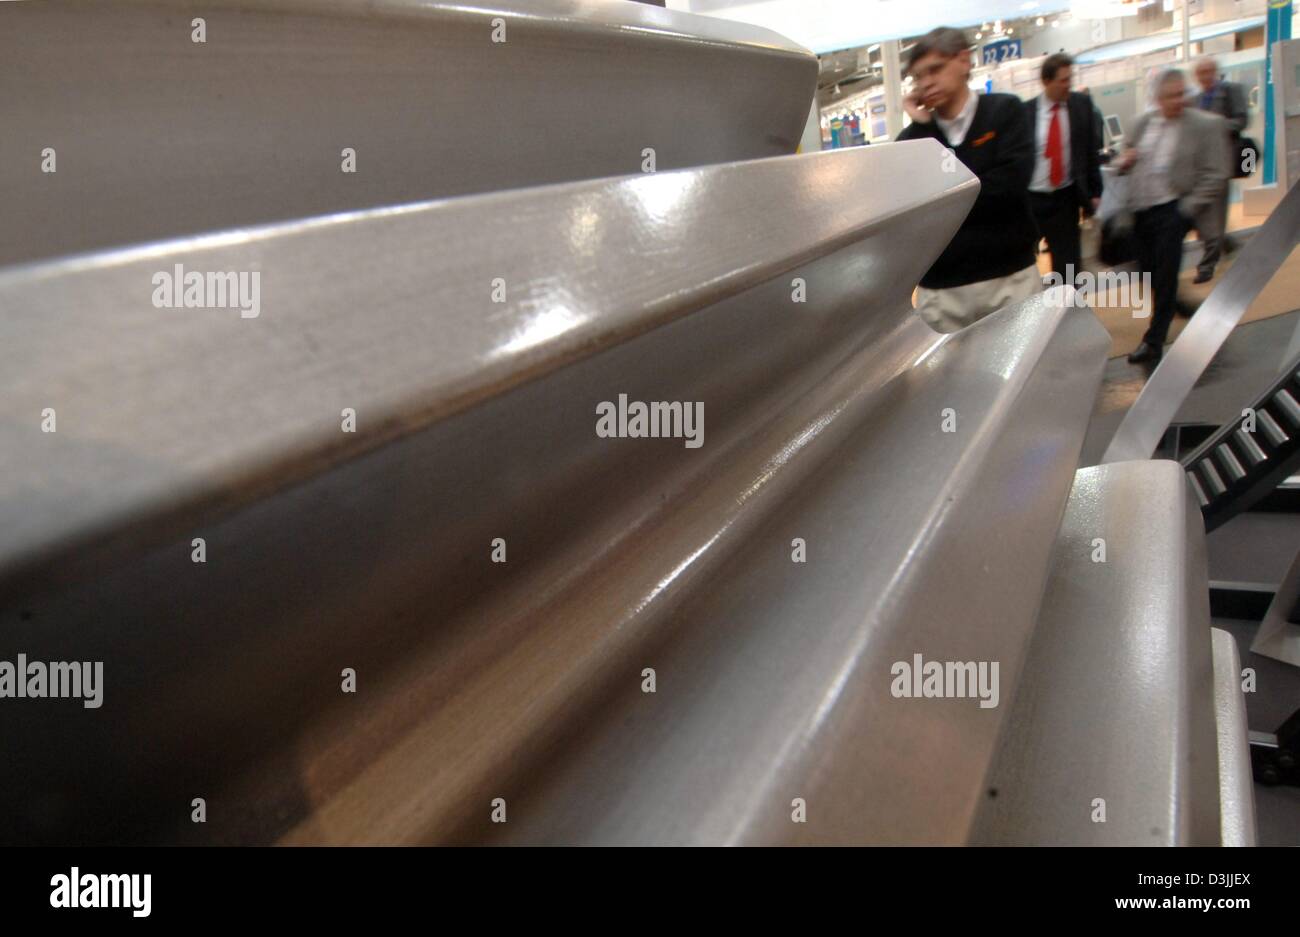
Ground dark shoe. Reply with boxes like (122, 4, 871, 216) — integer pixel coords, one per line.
(1128, 342, 1163, 364)
(1193, 268, 1213, 284)
(1174, 300, 1195, 318)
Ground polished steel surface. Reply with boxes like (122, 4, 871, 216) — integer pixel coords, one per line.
(1211, 627, 1257, 846)
(467, 295, 1108, 846)
(2, 140, 1111, 845)
(971, 461, 1221, 846)
(0, 142, 971, 597)
(0, 1, 1235, 850)
(1102, 180, 1300, 463)
(0, 0, 816, 267)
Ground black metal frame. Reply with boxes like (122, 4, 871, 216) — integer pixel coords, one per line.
(1181, 361, 1300, 532)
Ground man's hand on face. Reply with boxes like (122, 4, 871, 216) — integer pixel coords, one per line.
(904, 90, 933, 124)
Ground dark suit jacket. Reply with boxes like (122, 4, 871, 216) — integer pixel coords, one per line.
(1024, 90, 1104, 214)
(1188, 80, 1248, 135)
(896, 92, 1038, 289)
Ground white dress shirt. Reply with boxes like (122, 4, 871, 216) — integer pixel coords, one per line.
(1132, 114, 1181, 210)
(1030, 95, 1072, 193)
(934, 90, 978, 146)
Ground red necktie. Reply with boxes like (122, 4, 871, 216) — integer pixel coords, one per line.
(1045, 103, 1064, 188)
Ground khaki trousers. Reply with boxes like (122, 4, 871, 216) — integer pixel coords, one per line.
(1192, 184, 1229, 275)
(914, 265, 1043, 333)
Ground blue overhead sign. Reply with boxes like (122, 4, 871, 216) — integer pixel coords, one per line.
(982, 39, 1022, 65)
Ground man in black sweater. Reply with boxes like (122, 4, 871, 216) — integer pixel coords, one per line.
(1025, 53, 1104, 285)
(896, 27, 1040, 332)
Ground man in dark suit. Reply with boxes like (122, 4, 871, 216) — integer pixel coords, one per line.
(1188, 56, 1248, 282)
(1024, 53, 1104, 286)
(896, 27, 1039, 332)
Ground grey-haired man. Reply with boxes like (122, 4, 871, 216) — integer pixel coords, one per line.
(1117, 69, 1228, 364)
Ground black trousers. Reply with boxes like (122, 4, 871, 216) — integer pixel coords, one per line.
(1134, 200, 1189, 348)
(1030, 185, 1082, 283)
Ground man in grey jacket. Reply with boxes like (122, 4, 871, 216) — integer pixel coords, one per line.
(1188, 56, 1249, 281)
(1117, 69, 1229, 364)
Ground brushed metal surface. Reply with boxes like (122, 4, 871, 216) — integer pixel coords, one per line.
(1101, 179, 1300, 463)
(1211, 627, 1257, 846)
(0, 0, 816, 267)
(971, 461, 1221, 846)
